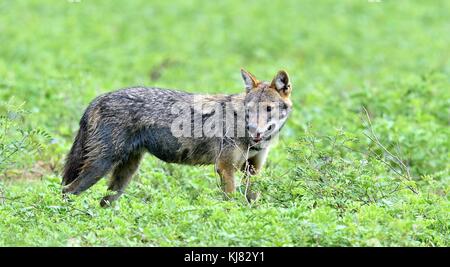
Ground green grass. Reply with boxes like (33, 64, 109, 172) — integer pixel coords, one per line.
(0, 0, 449, 246)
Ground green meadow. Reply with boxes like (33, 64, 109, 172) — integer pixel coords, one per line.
(0, 0, 448, 246)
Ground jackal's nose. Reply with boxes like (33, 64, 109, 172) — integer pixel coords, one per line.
(247, 124, 263, 142)
(253, 132, 263, 143)
(247, 124, 258, 133)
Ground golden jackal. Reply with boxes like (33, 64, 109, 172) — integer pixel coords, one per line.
(62, 69, 292, 206)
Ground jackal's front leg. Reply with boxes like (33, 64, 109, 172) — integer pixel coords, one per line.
(216, 160, 237, 197)
(241, 149, 269, 202)
(241, 164, 260, 202)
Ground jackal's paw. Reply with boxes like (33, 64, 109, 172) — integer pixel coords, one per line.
(221, 190, 239, 201)
(248, 165, 257, 175)
(100, 196, 114, 208)
(61, 192, 74, 203)
(245, 191, 261, 202)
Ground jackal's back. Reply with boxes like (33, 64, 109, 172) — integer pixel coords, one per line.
(82, 87, 240, 166)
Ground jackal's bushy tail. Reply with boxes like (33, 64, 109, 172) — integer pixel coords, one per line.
(62, 114, 88, 186)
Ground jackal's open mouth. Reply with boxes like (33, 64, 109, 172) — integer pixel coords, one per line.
(253, 137, 262, 143)
(252, 133, 263, 143)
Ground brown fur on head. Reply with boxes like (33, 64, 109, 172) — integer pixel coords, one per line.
(241, 69, 292, 100)
(240, 69, 293, 146)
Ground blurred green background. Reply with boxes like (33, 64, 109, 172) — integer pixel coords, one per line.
(0, 0, 448, 246)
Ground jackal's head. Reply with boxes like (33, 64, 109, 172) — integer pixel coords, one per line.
(241, 69, 293, 146)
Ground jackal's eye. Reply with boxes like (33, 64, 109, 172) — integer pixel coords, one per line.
(266, 106, 272, 112)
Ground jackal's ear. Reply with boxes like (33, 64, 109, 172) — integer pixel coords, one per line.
(271, 70, 291, 97)
(241, 68, 258, 93)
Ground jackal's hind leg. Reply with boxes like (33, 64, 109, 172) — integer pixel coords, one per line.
(100, 152, 142, 207)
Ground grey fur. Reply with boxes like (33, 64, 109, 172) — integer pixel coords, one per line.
(62, 70, 293, 205)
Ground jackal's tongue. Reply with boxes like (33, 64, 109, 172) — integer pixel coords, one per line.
(253, 133, 262, 143)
